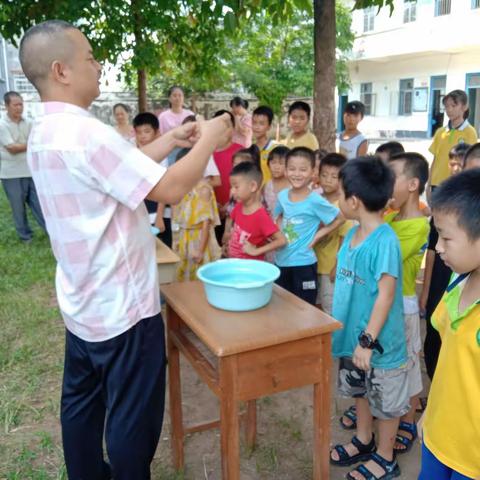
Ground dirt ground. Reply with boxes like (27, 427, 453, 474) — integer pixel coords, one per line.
(151, 325, 426, 479)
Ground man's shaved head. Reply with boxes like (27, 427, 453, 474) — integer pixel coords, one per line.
(19, 20, 77, 93)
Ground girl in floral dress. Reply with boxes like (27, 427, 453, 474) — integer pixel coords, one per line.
(172, 178, 221, 281)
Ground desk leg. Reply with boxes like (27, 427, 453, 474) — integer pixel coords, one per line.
(166, 305, 184, 471)
(313, 334, 332, 480)
(219, 356, 239, 480)
(245, 400, 257, 450)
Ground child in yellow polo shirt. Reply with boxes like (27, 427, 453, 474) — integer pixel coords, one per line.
(314, 152, 350, 314)
(428, 90, 477, 193)
(418, 169, 480, 480)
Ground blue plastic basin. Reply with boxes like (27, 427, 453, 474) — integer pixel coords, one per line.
(196, 259, 281, 312)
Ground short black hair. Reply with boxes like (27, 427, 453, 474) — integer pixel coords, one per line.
(288, 101, 311, 118)
(3, 91, 22, 106)
(448, 142, 470, 159)
(268, 145, 290, 164)
(431, 169, 480, 241)
(230, 160, 263, 186)
(182, 114, 196, 124)
(253, 105, 274, 125)
(375, 141, 405, 159)
(389, 152, 429, 195)
(133, 112, 159, 130)
(340, 156, 394, 212)
(286, 146, 315, 168)
(213, 109, 235, 128)
(344, 101, 365, 118)
(232, 145, 261, 168)
(320, 153, 347, 171)
(464, 142, 480, 167)
(230, 96, 249, 109)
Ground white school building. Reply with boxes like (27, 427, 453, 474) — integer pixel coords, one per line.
(343, 0, 480, 139)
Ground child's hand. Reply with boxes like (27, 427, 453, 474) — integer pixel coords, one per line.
(419, 288, 428, 314)
(242, 241, 259, 257)
(329, 267, 336, 283)
(155, 217, 166, 233)
(191, 250, 203, 264)
(353, 345, 372, 371)
(308, 227, 328, 249)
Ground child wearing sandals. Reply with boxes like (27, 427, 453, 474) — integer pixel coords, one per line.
(418, 169, 480, 480)
(386, 153, 430, 455)
(330, 157, 409, 480)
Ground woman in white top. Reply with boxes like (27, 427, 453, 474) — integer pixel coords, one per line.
(113, 103, 135, 141)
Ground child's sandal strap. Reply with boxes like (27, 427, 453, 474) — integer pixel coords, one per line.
(347, 453, 400, 480)
(351, 434, 375, 453)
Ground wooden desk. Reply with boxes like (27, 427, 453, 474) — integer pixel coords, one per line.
(161, 281, 341, 479)
(155, 238, 179, 284)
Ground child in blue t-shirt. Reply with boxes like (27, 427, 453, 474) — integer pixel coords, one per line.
(274, 147, 342, 304)
(330, 157, 409, 479)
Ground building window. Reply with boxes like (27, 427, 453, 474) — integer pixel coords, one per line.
(434, 0, 451, 16)
(472, 0, 480, 8)
(404, 1, 417, 23)
(363, 7, 375, 32)
(13, 74, 35, 93)
(399, 78, 414, 115)
(360, 83, 373, 116)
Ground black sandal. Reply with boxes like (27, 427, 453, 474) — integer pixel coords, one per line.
(330, 434, 376, 467)
(393, 421, 417, 454)
(339, 404, 357, 430)
(347, 452, 401, 479)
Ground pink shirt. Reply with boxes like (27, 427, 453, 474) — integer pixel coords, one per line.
(27, 102, 166, 342)
(158, 108, 194, 135)
(232, 113, 252, 147)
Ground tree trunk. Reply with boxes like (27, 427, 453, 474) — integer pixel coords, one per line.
(137, 68, 147, 112)
(313, 0, 336, 151)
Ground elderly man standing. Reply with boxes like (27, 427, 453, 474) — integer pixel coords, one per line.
(0, 91, 46, 242)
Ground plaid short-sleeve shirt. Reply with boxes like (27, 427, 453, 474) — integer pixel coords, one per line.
(28, 102, 166, 342)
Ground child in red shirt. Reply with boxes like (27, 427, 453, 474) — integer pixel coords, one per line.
(228, 162, 286, 260)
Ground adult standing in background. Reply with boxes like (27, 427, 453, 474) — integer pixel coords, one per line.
(0, 91, 46, 242)
(158, 86, 194, 163)
(156, 86, 194, 247)
(230, 96, 252, 147)
(113, 103, 135, 141)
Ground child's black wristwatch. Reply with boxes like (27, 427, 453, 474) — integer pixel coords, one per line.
(358, 331, 384, 354)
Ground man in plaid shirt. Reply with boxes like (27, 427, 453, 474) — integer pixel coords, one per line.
(19, 20, 231, 480)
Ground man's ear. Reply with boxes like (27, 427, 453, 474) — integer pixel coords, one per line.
(51, 60, 70, 86)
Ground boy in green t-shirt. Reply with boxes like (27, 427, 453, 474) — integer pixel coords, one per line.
(386, 152, 430, 454)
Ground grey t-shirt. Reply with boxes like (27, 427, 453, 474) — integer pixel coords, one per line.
(0, 116, 32, 179)
(339, 132, 367, 160)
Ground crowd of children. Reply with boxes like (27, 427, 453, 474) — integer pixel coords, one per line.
(23, 19, 478, 479)
(127, 87, 480, 480)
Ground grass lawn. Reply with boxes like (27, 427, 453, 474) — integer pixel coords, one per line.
(0, 188, 66, 479)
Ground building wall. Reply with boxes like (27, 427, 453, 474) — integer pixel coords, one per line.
(346, 0, 480, 138)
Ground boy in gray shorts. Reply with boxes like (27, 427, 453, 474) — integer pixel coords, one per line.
(330, 157, 409, 480)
